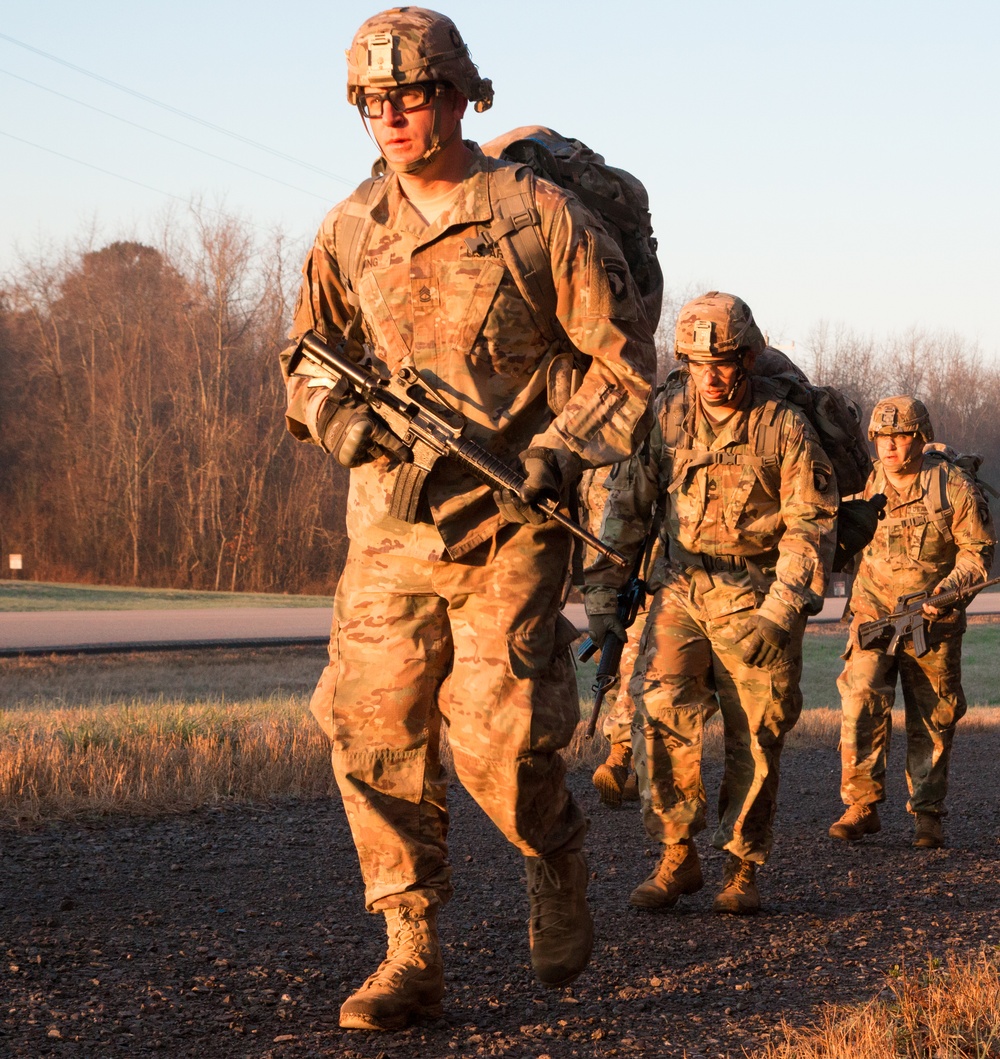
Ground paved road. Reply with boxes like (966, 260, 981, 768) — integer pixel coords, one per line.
(3, 593, 998, 655)
(0, 607, 333, 655)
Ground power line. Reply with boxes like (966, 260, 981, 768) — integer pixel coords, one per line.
(0, 67, 333, 203)
(0, 129, 291, 237)
(0, 31, 355, 187)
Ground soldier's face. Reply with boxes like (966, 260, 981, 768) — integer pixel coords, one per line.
(688, 359, 743, 407)
(368, 83, 467, 170)
(876, 432, 924, 475)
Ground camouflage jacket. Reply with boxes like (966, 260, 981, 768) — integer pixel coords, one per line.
(585, 373, 838, 631)
(280, 144, 656, 560)
(849, 457, 996, 627)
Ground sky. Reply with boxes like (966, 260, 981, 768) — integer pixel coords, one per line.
(2, 0, 999, 358)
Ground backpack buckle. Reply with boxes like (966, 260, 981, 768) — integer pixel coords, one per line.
(464, 232, 495, 256)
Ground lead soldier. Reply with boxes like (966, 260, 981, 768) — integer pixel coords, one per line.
(279, 8, 655, 1030)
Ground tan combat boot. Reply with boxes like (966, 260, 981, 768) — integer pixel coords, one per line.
(829, 803, 881, 842)
(914, 812, 944, 849)
(712, 854, 760, 915)
(525, 849, 593, 987)
(629, 841, 704, 910)
(339, 906, 444, 1031)
(592, 743, 633, 808)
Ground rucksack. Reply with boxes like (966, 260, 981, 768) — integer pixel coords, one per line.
(915, 443, 998, 536)
(479, 125, 663, 338)
(752, 347, 873, 498)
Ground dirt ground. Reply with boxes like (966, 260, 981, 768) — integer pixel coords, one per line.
(3, 705, 1000, 1059)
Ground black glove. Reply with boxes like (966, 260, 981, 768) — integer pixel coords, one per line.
(495, 447, 571, 525)
(741, 615, 792, 668)
(587, 612, 628, 649)
(320, 398, 410, 468)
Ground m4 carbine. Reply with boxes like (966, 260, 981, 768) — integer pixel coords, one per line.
(577, 551, 648, 737)
(287, 330, 627, 568)
(857, 575, 1000, 657)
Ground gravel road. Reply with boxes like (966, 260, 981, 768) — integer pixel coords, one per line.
(3, 713, 999, 1058)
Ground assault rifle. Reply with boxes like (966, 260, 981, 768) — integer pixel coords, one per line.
(857, 575, 1000, 657)
(287, 330, 627, 568)
(577, 550, 648, 737)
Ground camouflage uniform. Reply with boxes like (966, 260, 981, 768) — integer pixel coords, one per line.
(587, 372, 837, 863)
(837, 452, 995, 817)
(282, 148, 655, 914)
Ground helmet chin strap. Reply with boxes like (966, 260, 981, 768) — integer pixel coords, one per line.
(723, 362, 748, 403)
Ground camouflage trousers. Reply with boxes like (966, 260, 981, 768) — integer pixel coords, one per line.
(309, 520, 586, 913)
(836, 622, 967, 815)
(629, 567, 805, 864)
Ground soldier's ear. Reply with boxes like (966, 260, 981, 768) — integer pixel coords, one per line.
(446, 87, 468, 121)
(741, 350, 757, 373)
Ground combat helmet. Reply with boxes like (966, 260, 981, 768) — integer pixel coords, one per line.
(868, 396, 934, 442)
(346, 8, 493, 112)
(674, 291, 766, 363)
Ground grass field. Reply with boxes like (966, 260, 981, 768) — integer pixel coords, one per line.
(2, 622, 999, 827)
(0, 580, 333, 611)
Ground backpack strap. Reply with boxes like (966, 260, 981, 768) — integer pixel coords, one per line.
(753, 397, 783, 459)
(336, 176, 384, 308)
(663, 385, 780, 494)
(881, 460, 954, 542)
(924, 459, 954, 542)
(463, 163, 561, 343)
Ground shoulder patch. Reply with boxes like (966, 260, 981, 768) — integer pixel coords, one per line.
(602, 258, 629, 301)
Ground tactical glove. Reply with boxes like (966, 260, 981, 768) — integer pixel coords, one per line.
(321, 399, 409, 468)
(494, 447, 579, 526)
(741, 615, 793, 668)
(587, 613, 628, 650)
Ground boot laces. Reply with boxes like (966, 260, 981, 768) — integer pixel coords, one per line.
(359, 914, 426, 991)
(727, 859, 755, 893)
(529, 858, 572, 930)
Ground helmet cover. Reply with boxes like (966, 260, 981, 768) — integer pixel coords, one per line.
(675, 291, 765, 362)
(346, 7, 493, 112)
(868, 395, 934, 442)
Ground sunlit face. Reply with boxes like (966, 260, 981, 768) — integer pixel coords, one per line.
(688, 358, 743, 407)
(364, 82, 466, 171)
(875, 432, 925, 475)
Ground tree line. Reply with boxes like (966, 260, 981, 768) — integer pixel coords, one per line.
(0, 216, 349, 594)
(1, 221, 996, 593)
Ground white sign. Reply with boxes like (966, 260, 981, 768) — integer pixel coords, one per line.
(8, 554, 22, 571)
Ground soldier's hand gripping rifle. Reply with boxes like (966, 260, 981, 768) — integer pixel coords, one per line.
(857, 575, 1000, 657)
(577, 548, 648, 737)
(287, 330, 628, 569)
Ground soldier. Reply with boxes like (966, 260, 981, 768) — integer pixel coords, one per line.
(580, 467, 645, 808)
(829, 397, 995, 848)
(279, 8, 655, 1031)
(585, 292, 837, 915)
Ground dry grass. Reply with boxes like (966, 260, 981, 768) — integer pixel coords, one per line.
(2, 640, 998, 828)
(0, 698, 337, 826)
(751, 948, 1000, 1058)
